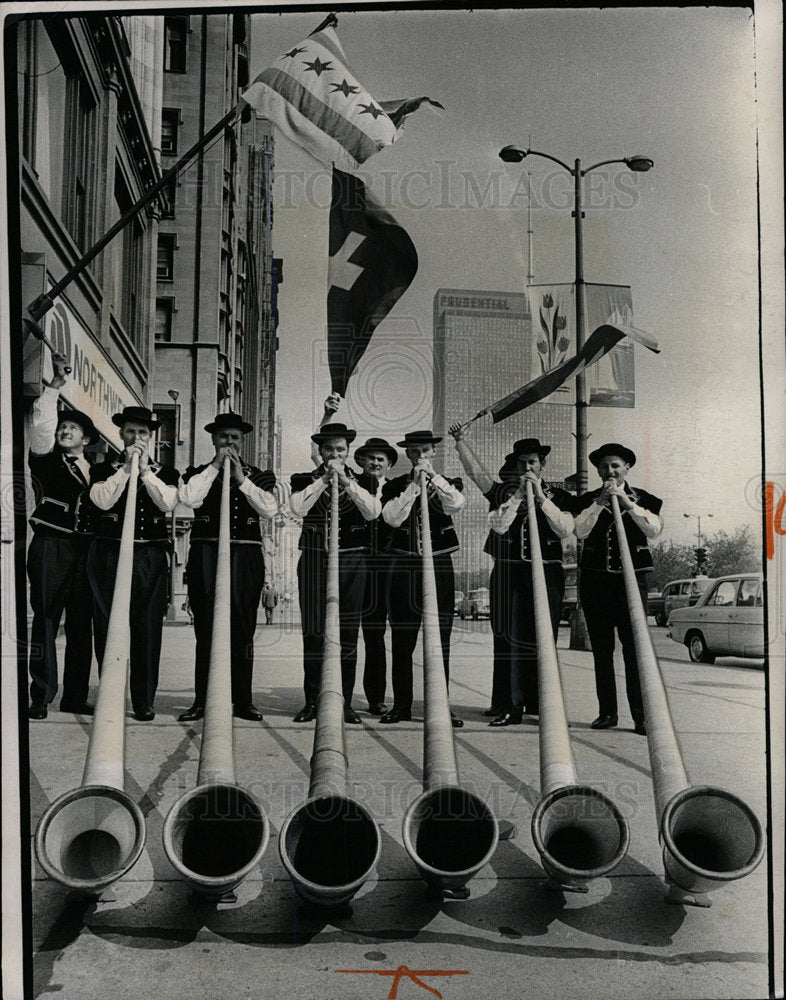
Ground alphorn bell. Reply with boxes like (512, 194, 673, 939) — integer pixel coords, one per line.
(35, 453, 145, 894)
(525, 481, 630, 890)
(402, 469, 499, 895)
(609, 493, 764, 905)
(279, 470, 381, 907)
(163, 457, 269, 899)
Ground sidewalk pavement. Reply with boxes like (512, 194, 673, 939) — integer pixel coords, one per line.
(24, 617, 771, 1000)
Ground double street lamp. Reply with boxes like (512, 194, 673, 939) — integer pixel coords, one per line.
(684, 512, 713, 570)
(498, 145, 653, 495)
(498, 145, 653, 648)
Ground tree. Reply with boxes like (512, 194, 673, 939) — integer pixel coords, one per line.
(649, 540, 695, 591)
(705, 525, 760, 577)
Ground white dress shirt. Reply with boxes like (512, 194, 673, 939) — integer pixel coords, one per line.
(178, 463, 278, 520)
(573, 489, 663, 539)
(488, 491, 574, 538)
(90, 464, 178, 513)
(289, 471, 380, 521)
(382, 473, 465, 528)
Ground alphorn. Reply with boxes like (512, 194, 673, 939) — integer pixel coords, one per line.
(279, 470, 381, 907)
(609, 493, 764, 905)
(35, 453, 145, 893)
(402, 470, 499, 895)
(525, 481, 630, 890)
(163, 457, 269, 899)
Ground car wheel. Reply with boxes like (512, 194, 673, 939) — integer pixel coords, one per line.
(655, 611, 667, 627)
(459, 611, 466, 620)
(687, 631, 715, 664)
(472, 609, 478, 620)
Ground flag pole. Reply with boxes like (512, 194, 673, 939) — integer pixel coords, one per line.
(24, 105, 242, 334)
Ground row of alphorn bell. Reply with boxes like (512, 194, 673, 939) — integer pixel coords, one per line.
(34, 468, 764, 908)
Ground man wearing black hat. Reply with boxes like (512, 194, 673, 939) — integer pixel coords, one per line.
(380, 431, 465, 727)
(354, 436, 398, 715)
(27, 352, 97, 720)
(178, 413, 278, 723)
(485, 439, 574, 725)
(87, 406, 179, 721)
(574, 443, 663, 735)
(289, 423, 381, 724)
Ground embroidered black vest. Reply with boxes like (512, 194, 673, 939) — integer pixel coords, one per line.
(185, 463, 275, 543)
(485, 481, 573, 564)
(291, 468, 377, 553)
(382, 473, 463, 556)
(89, 460, 180, 542)
(28, 449, 93, 535)
(576, 484, 662, 573)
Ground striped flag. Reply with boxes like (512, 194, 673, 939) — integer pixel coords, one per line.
(240, 14, 443, 170)
(479, 324, 659, 423)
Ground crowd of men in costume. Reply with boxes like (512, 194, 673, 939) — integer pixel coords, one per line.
(26, 358, 663, 736)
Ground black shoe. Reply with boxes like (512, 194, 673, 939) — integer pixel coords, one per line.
(483, 706, 504, 717)
(134, 705, 155, 721)
(178, 704, 204, 722)
(450, 712, 464, 729)
(490, 709, 523, 727)
(293, 704, 317, 723)
(591, 714, 618, 730)
(344, 707, 362, 724)
(367, 702, 387, 716)
(59, 700, 94, 715)
(379, 707, 412, 724)
(633, 721, 647, 735)
(28, 703, 47, 720)
(234, 704, 264, 722)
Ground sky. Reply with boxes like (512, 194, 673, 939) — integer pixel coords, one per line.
(249, 4, 762, 548)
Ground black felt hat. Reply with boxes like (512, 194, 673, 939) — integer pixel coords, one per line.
(396, 430, 442, 448)
(505, 438, 551, 462)
(57, 409, 98, 445)
(112, 406, 160, 431)
(311, 422, 357, 445)
(354, 437, 398, 466)
(204, 412, 253, 434)
(588, 442, 637, 468)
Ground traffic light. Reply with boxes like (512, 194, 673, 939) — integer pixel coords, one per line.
(695, 547, 707, 565)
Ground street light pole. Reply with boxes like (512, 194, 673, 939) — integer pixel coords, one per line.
(499, 145, 653, 648)
(573, 157, 588, 495)
(683, 512, 713, 569)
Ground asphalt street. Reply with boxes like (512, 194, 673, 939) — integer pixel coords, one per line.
(24, 613, 772, 1000)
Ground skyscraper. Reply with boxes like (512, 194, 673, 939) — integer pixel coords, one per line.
(433, 288, 573, 587)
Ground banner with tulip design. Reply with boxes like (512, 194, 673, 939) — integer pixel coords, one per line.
(526, 282, 638, 407)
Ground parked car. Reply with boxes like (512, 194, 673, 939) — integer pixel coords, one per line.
(454, 591, 464, 616)
(459, 588, 490, 619)
(647, 589, 666, 624)
(654, 576, 714, 626)
(667, 573, 764, 663)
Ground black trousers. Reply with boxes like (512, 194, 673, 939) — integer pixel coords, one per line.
(387, 552, 455, 712)
(361, 556, 389, 706)
(297, 548, 367, 707)
(187, 542, 265, 709)
(489, 560, 512, 711)
(27, 531, 93, 707)
(580, 569, 647, 724)
(504, 561, 563, 713)
(87, 538, 168, 711)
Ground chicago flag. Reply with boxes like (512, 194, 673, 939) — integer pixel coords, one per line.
(327, 168, 418, 396)
(241, 14, 442, 170)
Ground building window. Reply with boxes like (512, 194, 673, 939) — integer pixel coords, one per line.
(157, 234, 176, 281)
(112, 173, 143, 347)
(155, 298, 175, 342)
(161, 108, 179, 155)
(65, 78, 96, 251)
(164, 17, 188, 73)
(154, 404, 176, 467)
(160, 174, 176, 218)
